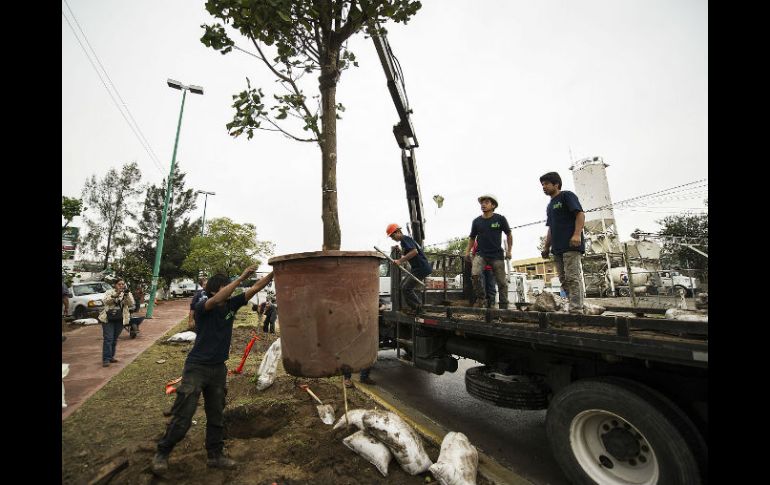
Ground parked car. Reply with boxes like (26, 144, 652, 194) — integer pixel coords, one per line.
(169, 279, 196, 298)
(67, 281, 112, 319)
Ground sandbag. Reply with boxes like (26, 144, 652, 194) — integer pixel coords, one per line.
(429, 432, 478, 485)
(256, 338, 281, 391)
(333, 408, 367, 430)
(533, 291, 559, 312)
(342, 430, 393, 477)
(62, 364, 70, 409)
(72, 318, 99, 325)
(362, 409, 432, 475)
(665, 308, 708, 322)
(167, 331, 196, 342)
(582, 302, 606, 315)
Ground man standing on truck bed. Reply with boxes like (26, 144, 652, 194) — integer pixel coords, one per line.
(386, 224, 432, 313)
(465, 194, 512, 309)
(540, 171, 586, 314)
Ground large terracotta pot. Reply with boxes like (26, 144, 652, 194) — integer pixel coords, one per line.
(268, 250, 384, 377)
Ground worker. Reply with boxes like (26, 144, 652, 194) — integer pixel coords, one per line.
(464, 194, 512, 309)
(386, 224, 432, 313)
(539, 171, 585, 314)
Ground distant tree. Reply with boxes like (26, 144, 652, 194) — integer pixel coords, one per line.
(201, 0, 422, 250)
(114, 252, 153, 300)
(81, 162, 143, 269)
(133, 162, 200, 283)
(62, 196, 85, 232)
(182, 217, 275, 277)
(426, 236, 468, 256)
(657, 206, 708, 276)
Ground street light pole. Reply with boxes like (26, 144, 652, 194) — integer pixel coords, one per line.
(146, 79, 204, 318)
(196, 190, 215, 237)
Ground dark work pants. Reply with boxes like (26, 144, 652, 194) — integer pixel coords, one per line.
(480, 268, 497, 303)
(157, 362, 227, 457)
(401, 267, 432, 309)
(262, 312, 276, 333)
(101, 321, 122, 363)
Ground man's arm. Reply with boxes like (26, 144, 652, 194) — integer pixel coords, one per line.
(570, 212, 585, 247)
(396, 249, 418, 265)
(243, 272, 275, 302)
(203, 264, 258, 311)
(541, 227, 552, 259)
(464, 238, 475, 261)
(504, 230, 513, 259)
(62, 296, 69, 315)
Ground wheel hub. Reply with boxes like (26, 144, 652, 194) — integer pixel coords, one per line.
(602, 427, 640, 461)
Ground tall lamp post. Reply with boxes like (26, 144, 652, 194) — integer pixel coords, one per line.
(196, 190, 215, 237)
(146, 79, 204, 318)
(194, 190, 215, 290)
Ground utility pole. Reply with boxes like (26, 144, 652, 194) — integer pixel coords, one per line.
(146, 79, 204, 318)
(194, 190, 215, 291)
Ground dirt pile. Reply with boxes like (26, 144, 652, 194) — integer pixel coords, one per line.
(63, 311, 482, 484)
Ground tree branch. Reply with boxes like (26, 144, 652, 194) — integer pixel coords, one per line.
(336, 0, 363, 43)
(251, 38, 293, 83)
(261, 118, 318, 143)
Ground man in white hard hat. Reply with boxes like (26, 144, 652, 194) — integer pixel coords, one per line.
(464, 195, 512, 309)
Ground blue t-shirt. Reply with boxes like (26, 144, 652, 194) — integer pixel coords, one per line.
(187, 293, 247, 365)
(469, 213, 511, 259)
(546, 190, 585, 255)
(400, 235, 432, 276)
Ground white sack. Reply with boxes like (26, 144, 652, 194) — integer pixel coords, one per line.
(256, 338, 281, 391)
(362, 409, 432, 475)
(582, 302, 606, 315)
(429, 432, 478, 485)
(333, 408, 367, 431)
(73, 318, 99, 325)
(62, 364, 70, 409)
(342, 430, 393, 477)
(167, 331, 197, 342)
(665, 308, 708, 322)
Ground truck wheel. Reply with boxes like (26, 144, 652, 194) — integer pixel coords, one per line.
(618, 287, 631, 297)
(546, 377, 706, 485)
(465, 366, 549, 410)
(73, 306, 86, 320)
(673, 285, 688, 297)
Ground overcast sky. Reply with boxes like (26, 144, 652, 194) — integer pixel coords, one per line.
(62, 0, 708, 270)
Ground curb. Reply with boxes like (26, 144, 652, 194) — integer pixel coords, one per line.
(347, 381, 534, 485)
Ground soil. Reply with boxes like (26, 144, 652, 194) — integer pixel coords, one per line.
(62, 308, 483, 484)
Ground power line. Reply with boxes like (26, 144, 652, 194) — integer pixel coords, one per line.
(62, 3, 165, 178)
(425, 179, 708, 248)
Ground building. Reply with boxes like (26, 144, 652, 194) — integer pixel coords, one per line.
(511, 257, 559, 286)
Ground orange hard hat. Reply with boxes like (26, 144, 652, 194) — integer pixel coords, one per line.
(386, 223, 401, 237)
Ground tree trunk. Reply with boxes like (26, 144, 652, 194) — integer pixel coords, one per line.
(319, 56, 341, 250)
(103, 230, 113, 270)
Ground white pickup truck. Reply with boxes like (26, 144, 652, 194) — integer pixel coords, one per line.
(654, 270, 700, 297)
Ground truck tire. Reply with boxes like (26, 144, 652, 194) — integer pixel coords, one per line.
(73, 306, 86, 320)
(673, 284, 689, 297)
(546, 377, 706, 485)
(618, 287, 631, 297)
(465, 366, 549, 410)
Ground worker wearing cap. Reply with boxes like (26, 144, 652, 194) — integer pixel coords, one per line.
(386, 224, 433, 313)
(464, 194, 512, 309)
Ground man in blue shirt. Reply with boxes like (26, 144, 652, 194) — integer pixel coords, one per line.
(153, 265, 274, 474)
(540, 171, 586, 314)
(386, 224, 433, 313)
(464, 194, 512, 309)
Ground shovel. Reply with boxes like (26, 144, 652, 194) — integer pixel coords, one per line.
(299, 384, 335, 425)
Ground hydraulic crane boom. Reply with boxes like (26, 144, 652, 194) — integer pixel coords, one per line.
(372, 28, 425, 247)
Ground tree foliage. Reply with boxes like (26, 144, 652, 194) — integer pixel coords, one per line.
(182, 217, 275, 277)
(81, 162, 143, 269)
(425, 236, 468, 256)
(200, 0, 422, 250)
(114, 252, 153, 297)
(132, 162, 201, 283)
(657, 207, 708, 276)
(62, 196, 85, 232)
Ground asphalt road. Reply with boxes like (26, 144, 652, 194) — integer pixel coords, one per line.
(369, 349, 570, 485)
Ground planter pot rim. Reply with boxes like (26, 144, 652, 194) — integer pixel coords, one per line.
(268, 250, 385, 265)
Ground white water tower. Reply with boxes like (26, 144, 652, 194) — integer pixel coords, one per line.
(569, 156, 621, 254)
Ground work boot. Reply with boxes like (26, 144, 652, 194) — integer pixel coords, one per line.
(498, 303, 508, 310)
(151, 452, 169, 474)
(102, 361, 110, 367)
(207, 453, 237, 469)
(110, 358, 119, 363)
(360, 377, 377, 385)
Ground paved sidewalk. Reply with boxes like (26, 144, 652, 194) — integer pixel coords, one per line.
(62, 299, 191, 420)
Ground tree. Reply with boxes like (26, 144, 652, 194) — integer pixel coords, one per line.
(133, 162, 200, 283)
(114, 252, 153, 298)
(182, 217, 275, 277)
(425, 236, 468, 256)
(62, 196, 85, 232)
(201, 0, 422, 250)
(657, 208, 708, 276)
(81, 162, 143, 269)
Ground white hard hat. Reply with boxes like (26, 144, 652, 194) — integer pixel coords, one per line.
(477, 194, 498, 207)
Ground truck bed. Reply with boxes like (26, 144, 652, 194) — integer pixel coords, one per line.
(383, 304, 708, 368)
